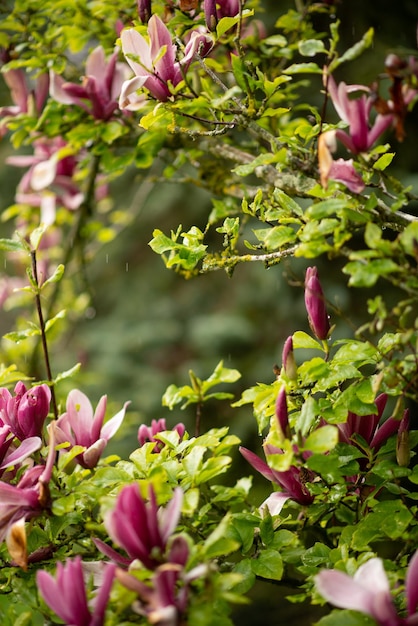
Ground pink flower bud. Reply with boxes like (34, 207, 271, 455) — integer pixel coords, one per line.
(204, 0, 217, 31)
(396, 409, 410, 467)
(304, 267, 330, 340)
(137, 0, 151, 22)
(281, 336, 297, 381)
(275, 387, 290, 439)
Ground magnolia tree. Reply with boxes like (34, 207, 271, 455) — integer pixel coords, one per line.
(0, 0, 418, 624)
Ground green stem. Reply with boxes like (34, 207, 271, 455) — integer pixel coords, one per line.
(31, 249, 58, 421)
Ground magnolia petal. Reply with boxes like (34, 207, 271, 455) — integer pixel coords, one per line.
(239, 446, 275, 482)
(160, 487, 183, 543)
(93, 537, 131, 567)
(49, 72, 78, 105)
(315, 569, 376, 615)
(405, 551, 418, 617)
(30, 158, 57, 191)
(91, 562, 116, 623)
(86, 46, 107, 82)
(260, 492, 290, 516)
(0, 436, 42, 470)
(121, 28, 153, 75)
(119, 75, 148, 109)
(100, 401, 130, 441)
(82, 439, 107, 469)
(328, 158, 365, 194)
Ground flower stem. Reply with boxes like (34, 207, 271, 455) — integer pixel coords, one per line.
(31, 249, 58, 421)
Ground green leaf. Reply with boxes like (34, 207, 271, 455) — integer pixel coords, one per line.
(298, 396, 318, 437)
(298, 39, 326, 57)
(251, 549, 283, 580)
(44, 309, 66, 332)
(215, 10, 254, 38)
(343, 259, 399, 287)
(304, 425, 339, 454)
(29, 223, 49, 251)
(284, 62, 322, 74)
(42, 264, 65, 286)
(51, 493, 76, 516)
(373, 152, 395, 171)
(196, 456, 232, 484)
(203, 515, 241, 559)
(0, 237, 27, 252)
(53, 362, 81, 383)
(316, 610, 376, 626)
(329, 27, 374, 70)
(292, 331, 322, 351)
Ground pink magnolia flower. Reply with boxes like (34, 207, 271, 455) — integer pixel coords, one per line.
(54, 389, 129, 469)
(240, 444, 314, 513)
(0, 420, 42, 477)
(240, 387, 314, 514)
(6, 137, 85, 224)
(304, 266, 330, 341)
(50, 45, 129, 120)
(318, 131, 365, 194)
(0, 61, 49, 134)
(0, 382, 51, 441)
(316, 551, 418, 625)
(337, 393, 396, 451)
(137, 418, 185, 452)
(119, 15, 213, 106)
(327, 74, 394, 154)
(0, 426, 55, 542)
(116, 561, 207, 626)
(37, 556, 116, 626)
(103, 483, 184, 569)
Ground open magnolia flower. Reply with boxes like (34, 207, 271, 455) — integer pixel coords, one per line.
(53, 390, 129, 469)
(119, 15, 213, 106)
(316, 551, 418, 625)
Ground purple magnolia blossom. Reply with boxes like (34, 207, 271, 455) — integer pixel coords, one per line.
(138, 418, 185, 452)
(304, 266, 330, 341)
(119, 15, 213, 106)
(138, 0, 152, 22)
(0, 382, 51, 441)
(316, 551, 418, 625)
(318, 131, 365, 193)
(37, 556, 116, 626)
(103, 483, 184, 569)
(327, 74, 394, 154)
(0, 420, 42, 477)
(240, 444, 314, 513)
(281, 336, 297, 381)
(0, 58, 49, 134)
(275, 387, 291, 440)
(116, 561, 207, 626)
(54, 389, 129, 469)
(0, 425, 56, 542)
(50, 45, 129, 120)
(337, 394, 409, 466)
(204, 0, 240, 32)
(6, 137, 85, 224)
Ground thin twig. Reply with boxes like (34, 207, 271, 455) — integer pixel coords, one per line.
(31, 250, 58, 420)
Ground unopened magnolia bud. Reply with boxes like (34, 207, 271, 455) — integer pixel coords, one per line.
(137, 0, 151, 22)
(204, 0, 218, 31)
(396, 409, 410, 467)
(282, 336, 297, 381)
(275, 387, 290, 439)
(304, 267, 330, 341)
